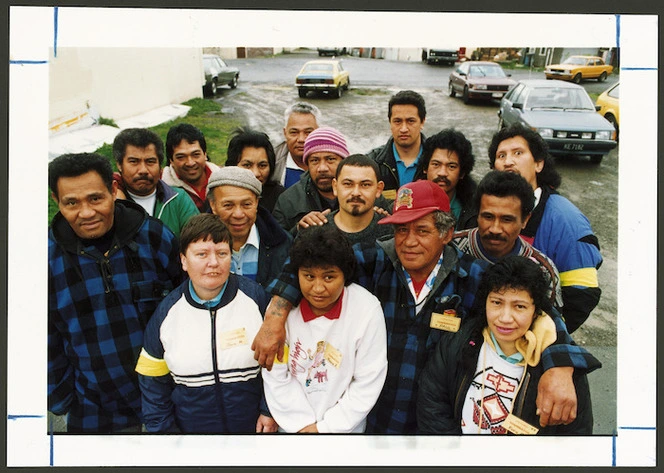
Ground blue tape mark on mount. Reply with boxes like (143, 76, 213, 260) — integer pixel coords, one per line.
(50, 415, 54, 466)
(612, 431, 616, 467)
(619, 426, 657, 430)
(620, 67, 658, 71)
(7, 414, 44, 419)
(54, 7, 59, 58)
(616, 14, 620, 49)
(9, 60, 48, 64)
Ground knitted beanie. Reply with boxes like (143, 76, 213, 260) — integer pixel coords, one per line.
(206, 166, 262, 196)
(303, 126, 350, 163)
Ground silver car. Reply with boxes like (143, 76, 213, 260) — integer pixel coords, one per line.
(497, 79, 617, 164)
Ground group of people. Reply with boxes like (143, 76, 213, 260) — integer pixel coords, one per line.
(48, 89, 603, 436)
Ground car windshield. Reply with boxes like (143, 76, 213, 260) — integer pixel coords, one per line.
(468, 65, 506, 78)
(525, 87, 595, 111)
(302, 63, 334, 74)
(561, 57, 588, 66)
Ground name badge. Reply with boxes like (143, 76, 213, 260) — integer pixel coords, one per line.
(430, 309, 460, 332)
(382, 189, 397, 200)
(502, 413, 539, 435)
(219, 327, 248, 350)
(324, 342, 342, 369)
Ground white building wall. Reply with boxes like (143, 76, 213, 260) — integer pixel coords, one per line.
(49, 47, 203, 131)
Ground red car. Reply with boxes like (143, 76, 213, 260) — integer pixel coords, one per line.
(448, 61, 516, 104)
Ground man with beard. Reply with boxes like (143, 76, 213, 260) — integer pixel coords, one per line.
(415, 129, 478, 230)
(452, 170, 563, 311)
(322, 154, 393, 245)
(273, 127, 350, 236)
(112, 128, 199, 238)
(162, 123, 221, 212)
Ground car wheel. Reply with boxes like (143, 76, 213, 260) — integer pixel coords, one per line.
(210, 79, 218, 95)
(448, 82, 456, 97)
(230, 75, 238, 89)
(590, 155, 603, 164)
(606, 113, 619, 141)
(318, 51, 323, 57)
(598, 71, 607, 82)
(572, 73, 582, 84)
(462, 86, 470, 104)
(335, 86, 342, 99)
(298, 88, 307, 98)
(345, 79, 350, 90)
(498, 117, 505, 131)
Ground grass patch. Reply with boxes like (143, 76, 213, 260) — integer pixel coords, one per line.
(352, 88, 389, 96)
(48, 97, 242, 223)
(97, 116, 119, 127)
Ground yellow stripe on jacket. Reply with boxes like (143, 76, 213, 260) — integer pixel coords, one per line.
(135, 348, 170, 377)
(559, 267, 599, 288)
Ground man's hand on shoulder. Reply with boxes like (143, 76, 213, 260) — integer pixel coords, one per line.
(297, 209, 331, 230)
(536, 366, 577, 427)
(251, 296, 292, 371)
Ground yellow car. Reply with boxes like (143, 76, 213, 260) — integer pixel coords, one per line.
(295, 60, 350, 99)
(596, 82, 619, 138)
(544, 55, 613, 84)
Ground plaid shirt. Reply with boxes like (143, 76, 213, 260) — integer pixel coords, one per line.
(452, 227, 564, 309)
(270, 235, 598, 434)
(48, 201, 183, 432)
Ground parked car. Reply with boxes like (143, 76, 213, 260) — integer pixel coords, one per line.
(544, 55, 613, 84)
(448, 61, 516, 104)
(295, 60, 350, 99)
(202, 54, 239, 96)
(317, 47, 347, 57)
(497, 79, 617, 164)
(595, 82, 620, 139)
(422, 48, 459, 66)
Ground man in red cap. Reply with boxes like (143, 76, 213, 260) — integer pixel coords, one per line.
(255, 179, 599, 434)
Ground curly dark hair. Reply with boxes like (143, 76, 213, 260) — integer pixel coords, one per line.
(48, 153, 114, 199)
(289, 225, 356, 285)
(112, 128, 165, 167)
(474, 170, 535, 220)
(226, 127, 277, 181)
(388, 90, 426, 121)
(488, 124, 561, 190)
(179, 213, 232, 255)
(416, 129, 476, 205)
(166, 123, 208, 162)
(472, 255, 551, 323)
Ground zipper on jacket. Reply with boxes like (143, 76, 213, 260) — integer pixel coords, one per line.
(453, 373, 471, 421)
(210, 308, 229, 432)
(512, 371, 530, 418)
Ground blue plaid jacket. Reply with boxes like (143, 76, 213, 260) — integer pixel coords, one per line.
(48, 200, 183, 432)
(270, 236, 598, 434)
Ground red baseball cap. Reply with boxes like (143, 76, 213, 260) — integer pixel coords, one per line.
(379, 180, 451, 225)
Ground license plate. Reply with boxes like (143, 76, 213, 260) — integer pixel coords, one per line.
(492, 93, 504, 98)
(563, 143, 584, 151)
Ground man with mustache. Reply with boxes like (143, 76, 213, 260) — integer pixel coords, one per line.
(112, 128, 199, 238)
(488, 124, 602, 333)
(366, 90, 427, 200)
(415, 129, 478, 230)
(273, 127, 350, 236)
(162, 123, 221, 213)
(452, 170, 563, 311)
(322, 154, 393, 245)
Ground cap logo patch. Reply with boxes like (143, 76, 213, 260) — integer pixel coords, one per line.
(395, 188, 414, 210)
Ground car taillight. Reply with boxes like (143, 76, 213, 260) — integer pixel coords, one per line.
(296, 79, 304, 84)
(325, 79, 334, 84)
